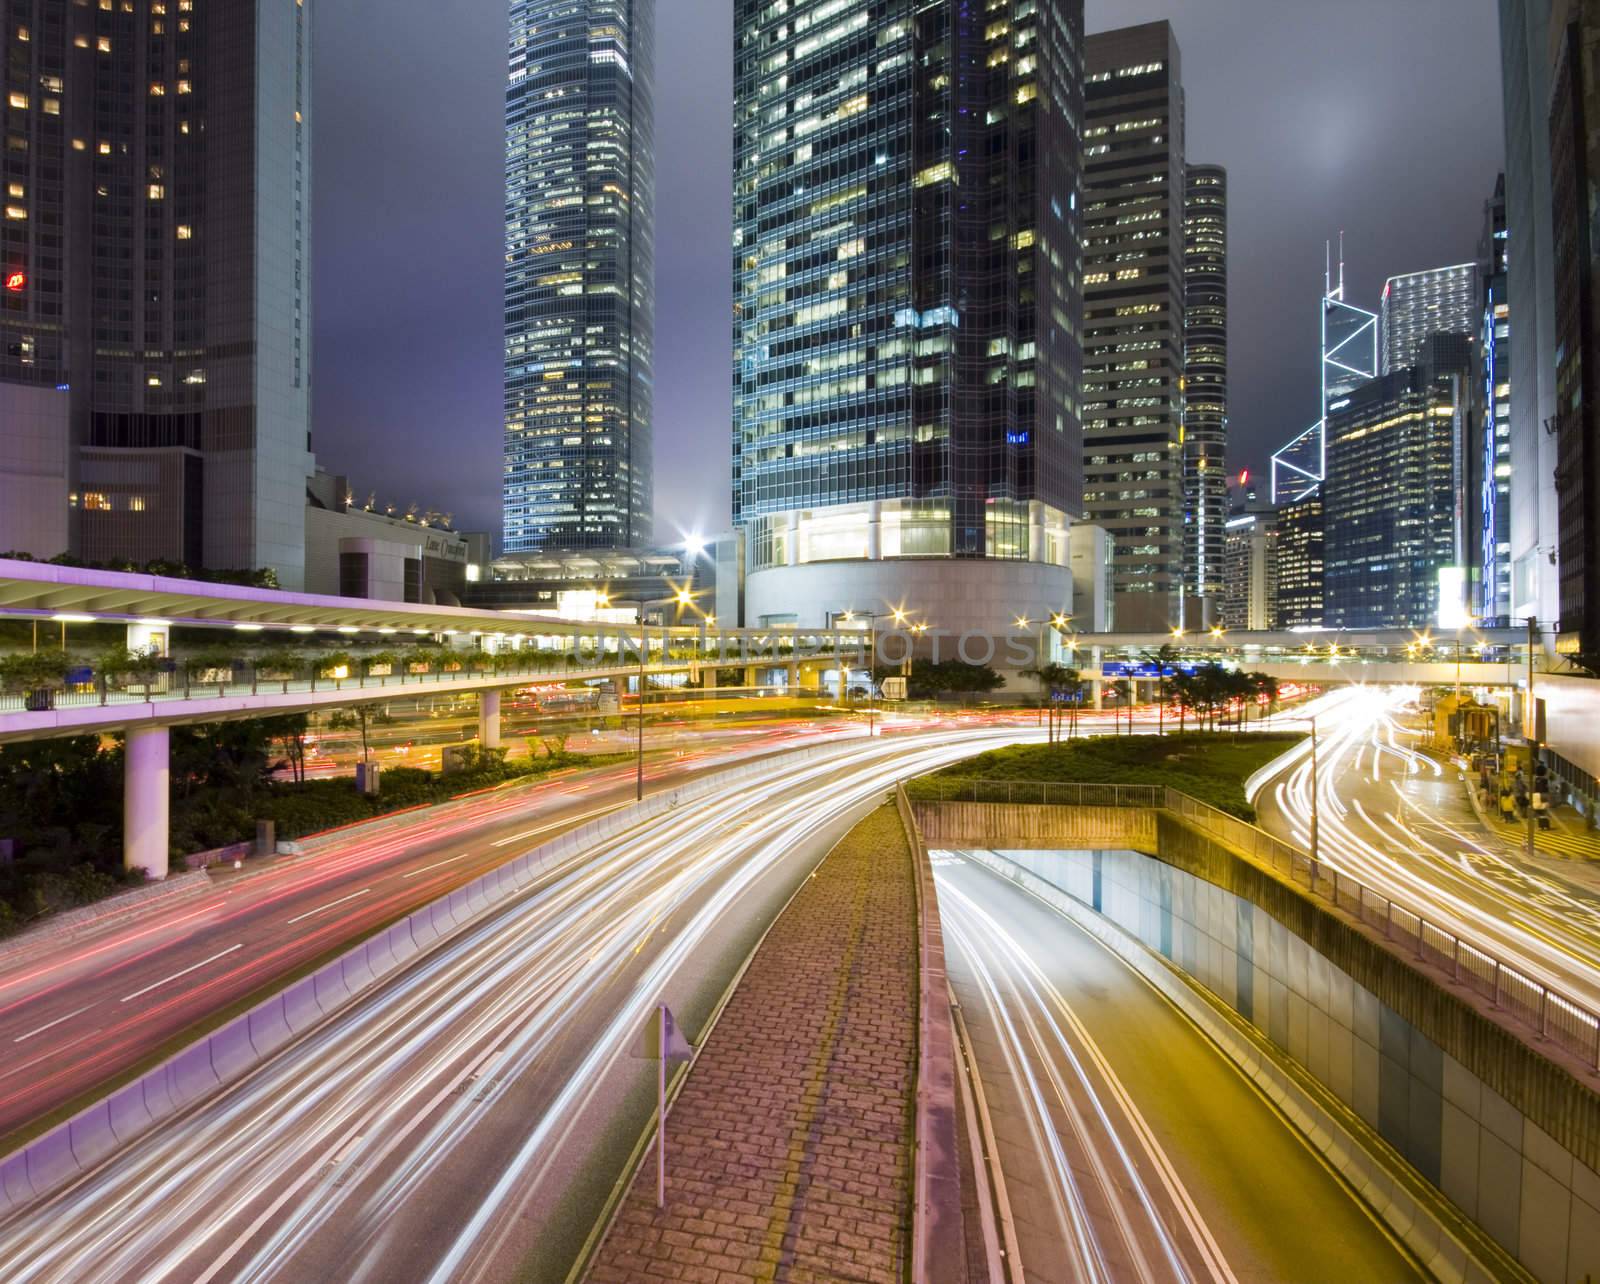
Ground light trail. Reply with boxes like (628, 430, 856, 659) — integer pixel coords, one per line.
(1260, 687, 1600, 1007)
(0, 728, 1039, 1284)
(940, 878, 1237, 1284)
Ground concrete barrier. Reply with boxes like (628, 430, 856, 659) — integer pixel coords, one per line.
(67, 1102, 117, 1172)
(0, 738, 868, 1219)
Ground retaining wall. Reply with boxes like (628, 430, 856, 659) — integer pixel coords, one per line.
(917, 796, 1600, 1284)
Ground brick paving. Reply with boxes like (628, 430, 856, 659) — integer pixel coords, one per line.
(586, 803, 920, 1284)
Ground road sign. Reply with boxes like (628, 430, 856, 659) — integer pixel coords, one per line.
(881, 676, 908, 700)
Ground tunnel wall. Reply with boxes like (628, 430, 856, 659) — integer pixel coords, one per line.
(978, 839, 1597, 1284)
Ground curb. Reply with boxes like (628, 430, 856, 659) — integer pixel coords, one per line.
(897, 782, 973, 1284)
(0, 872, 213, 967)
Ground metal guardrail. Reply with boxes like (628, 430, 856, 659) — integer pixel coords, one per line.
(920, 777, 1600, 1074)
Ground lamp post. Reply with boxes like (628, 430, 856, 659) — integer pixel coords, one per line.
(1309, 712, 1321, 886)
(1527, 615, 1538, 863)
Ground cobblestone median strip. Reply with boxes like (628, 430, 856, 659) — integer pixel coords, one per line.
(586, 804, 919, 1284)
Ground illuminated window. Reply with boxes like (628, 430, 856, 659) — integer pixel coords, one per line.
(176, 224, 193, 240)
(147, 184, 165, 200)
(83, 492, 110, 512)
(3, 206, 26, 221)
(128, 497, 146, 512)
(7, 94, 28, 110)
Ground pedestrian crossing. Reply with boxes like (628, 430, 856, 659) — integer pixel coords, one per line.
(1532, 819, 1600, 862)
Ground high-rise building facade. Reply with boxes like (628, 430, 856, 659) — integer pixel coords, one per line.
(1220, 510, 1275, 630)
(504, 0, 654, 554)
(1274, 494, 1323, 629)
(0, 0, 313, 585)
(1475, 176, 1512, 622)
(1182, 163, 1227, 603)
(1082, 22, 1185, 632)
(1380, 263, 1478, 375)
(1549, 1, 1600, 652)
(1323, 335, 1472, 630)
(731, 0, 1086, 637)
(1498, 0, 1562, 634)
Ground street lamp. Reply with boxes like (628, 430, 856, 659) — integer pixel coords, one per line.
(1309, 712, 1321, 884)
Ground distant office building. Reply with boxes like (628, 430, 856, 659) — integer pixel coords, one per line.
(730, 0, 1086, 639)
(1474, 176, 1513, 622)
(1082, 22, 1186, 631)
(1183, 164, 1228, 605)
(0, 0, 313, 585)
(1380, 264, 1478, 375)
(503, 0, 654, 554)
(1549, 2, 1600, 652)
(1323, 335, 1472, 630)
(1274, 494, 1324, 629)
(304, 472, 488, 605)
(1221, 511, 1275, 630)
(1498, 0, 1563, 633)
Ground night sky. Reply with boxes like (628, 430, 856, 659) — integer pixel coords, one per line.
(310, 1, 1503, 545)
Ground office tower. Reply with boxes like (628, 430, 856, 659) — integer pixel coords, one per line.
(1221, 510, 1276, 631)
(1082, 22, 1185, 632)
(504, 0, 654, 554)
(1274, 495, 1323, 629)
(1498, 0, 1562, 632)
(1475, 176, 1512, 621)
(1549, 2, 1600, 652)
(1183, 163, 1227, 605)
(731, 0, 1085, 638)
(0, 0, 313, 585)
(1323, 335, 1472, 630)
(1380, 264, 1478, 374)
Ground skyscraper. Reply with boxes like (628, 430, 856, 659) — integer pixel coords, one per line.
(1221, 511, 1276, 631)
(1497, 0, 1562, 632)
(1082, 22, 1186, 632)
(1475, 176, 1512, 622)
(1380, 263, 1478, 374)
(1323, 335, 1472, 630)
(1267, 249, 1377, 628)
(1549, 1, 1600, 652)
(504, 0, 654, 555)
(0, 0, 313, 586)
(731, 0, 1085, 637)
(1182, 163, 1227, 604)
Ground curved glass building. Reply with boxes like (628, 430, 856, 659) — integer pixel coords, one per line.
(504, 0, 654, 553)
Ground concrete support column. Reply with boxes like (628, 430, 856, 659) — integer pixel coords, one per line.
(124, 725, 170, 880)
(1092, 679, 1103, 710)
(744, 665, 760, 690)
(1028, 499, 1046, 563)
(866, 500, 883, 561)
(479, 688, 502, 749)
(786, 662, 800, 690)
(784, 511, 800, 567)
(701, 665, 717, 690)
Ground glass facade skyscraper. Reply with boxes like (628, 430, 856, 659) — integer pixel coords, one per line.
(732, 0, 1085, 636)
(1380, 263, 1478, 375)
(1082, 22, 1186, 632)
(0, 0, 313, 585)
(504, 0, 654, 554)
(1182, 163, 1227, 601)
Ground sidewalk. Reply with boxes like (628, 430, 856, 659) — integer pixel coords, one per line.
(585, 804, 919, 1284)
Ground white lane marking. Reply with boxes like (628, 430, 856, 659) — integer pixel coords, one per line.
(488, 803, 627, 847)
(12, 1002, 98, 1043)
(285, 888, 372, 926)
(119, 944, 243, 1003)
(401, 854, 472, 880)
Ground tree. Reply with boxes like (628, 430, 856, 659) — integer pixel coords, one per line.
(1138, 644, 1181, 735)
(95, 646, 163, 694)
(1110, 678, 1132, 734)
(259, 713, 311, 783)
(1025, 663, 1082, 743)
(328, 701, 392, 763)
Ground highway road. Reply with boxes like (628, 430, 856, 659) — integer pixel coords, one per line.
(935, 853, 1425, 1283)
(0, 713, 984, 1143)
(0, 728, 1040, 1284)
(1255, 687, 1600, 1013)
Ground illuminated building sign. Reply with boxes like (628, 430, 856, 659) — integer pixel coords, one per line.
(530, 240, 575, 256)
(3, 270, 23, 292)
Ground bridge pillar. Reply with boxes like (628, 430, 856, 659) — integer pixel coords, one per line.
(744, 665, 760, 690)
(786, 662, 800, 690)
(124, 725, 170, 880)
(479, 688, 502, 749)
(1092, 680, 1103, 710)
(701, 665, 717, 691)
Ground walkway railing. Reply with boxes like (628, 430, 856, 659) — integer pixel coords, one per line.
(0, 651, 722, 715)
(920, 776, 1600, 1074)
